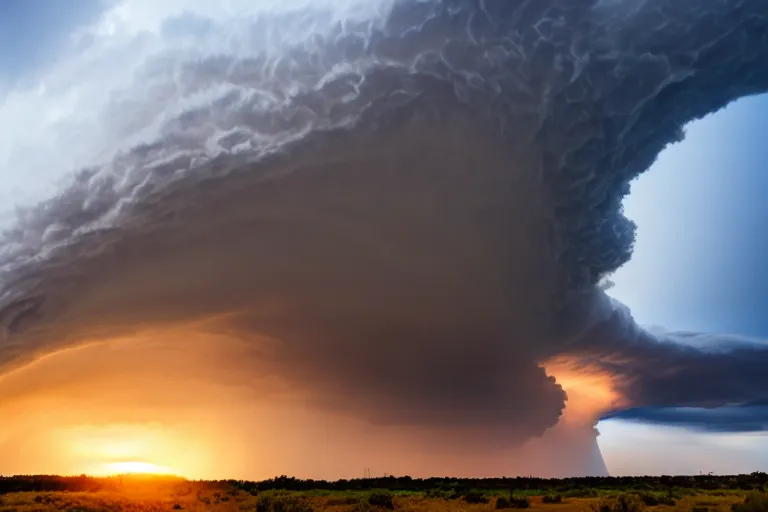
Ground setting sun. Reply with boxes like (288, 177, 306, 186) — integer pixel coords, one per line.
(50, 422, 214, 479)
(99, 461, 177, 476)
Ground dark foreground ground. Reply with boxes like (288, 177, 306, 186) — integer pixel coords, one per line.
(1, 474, 767, 512)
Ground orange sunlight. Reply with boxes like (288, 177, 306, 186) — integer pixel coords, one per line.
(0, 333, 251, 479)
(97, 461, 177, 476)
(544, 356, 627, 426)
(0, 328, 629, 480)
(59, 424, 199, 478)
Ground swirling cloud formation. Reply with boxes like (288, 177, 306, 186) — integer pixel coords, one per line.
(1, 0, 768, 477)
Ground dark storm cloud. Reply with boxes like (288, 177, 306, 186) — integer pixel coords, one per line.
(2, 0, 768, 442)
(561, 293, 768, 430)
(603, 405, 768, 433)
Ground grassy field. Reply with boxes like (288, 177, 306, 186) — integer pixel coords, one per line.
(0, 475, 766, 512)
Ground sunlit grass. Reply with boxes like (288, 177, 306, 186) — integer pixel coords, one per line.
(0, 489, 757, 512)
(0, 474, 765, 512)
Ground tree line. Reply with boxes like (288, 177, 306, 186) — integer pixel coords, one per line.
(1, 472, 767, 495)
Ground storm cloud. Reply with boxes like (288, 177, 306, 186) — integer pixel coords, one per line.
(604, 404, 768, 433)
(2, 0, 768, 475)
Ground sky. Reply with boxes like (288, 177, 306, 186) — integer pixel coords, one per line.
(602, 92, 768, 475)
(0, 0, 106, 88)
(1, 0, 768, 480)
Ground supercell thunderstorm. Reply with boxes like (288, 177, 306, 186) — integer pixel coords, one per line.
(2, 0, 768, 475)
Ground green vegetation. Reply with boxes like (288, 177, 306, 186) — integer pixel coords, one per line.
(3, 473, 768, 496)
(637, 492, 677, 507)
(592, 494, 647, 512)
(732, 492, 768, 512)
(0, 474, 764, 512)
(463, 490, 490, 504)
(364, 490, 395, 509)
(496, 495, 531, 508)
(256, 492, 314, 512)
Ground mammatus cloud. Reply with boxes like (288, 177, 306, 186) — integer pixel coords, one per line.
(1, 0, 768, 477)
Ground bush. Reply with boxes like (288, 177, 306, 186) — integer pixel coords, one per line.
(462, 491, 489, 504)
(426, 488, 459, 500)
(543, 495, 563, 504)
(256, 494, 313, 512)
(639, 493, 676, 506)
(592, 494, 646, 512)
(365, 491, 394, 510)
(496, 496, 530, 509)
(733, 492, 768, 512)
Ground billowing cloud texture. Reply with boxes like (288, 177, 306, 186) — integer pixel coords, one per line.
(1, 0, 768, 477)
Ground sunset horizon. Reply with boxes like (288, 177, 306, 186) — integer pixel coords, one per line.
(2, 0, 768, 489)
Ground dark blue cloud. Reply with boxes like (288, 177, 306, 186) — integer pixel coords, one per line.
(603, 405, 768, 433)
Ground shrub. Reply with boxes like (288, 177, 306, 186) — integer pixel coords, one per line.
(496, 496, 530, 509)
(426, 488, 459, 500)
(733, 492, 768, 512)
(462, 491, 489, 504)
(256, 493, 275, 512)
(543, 495, 563, 504)
(365, 491, 394, 510)
(639, 493, 676, 506)
(592, 494, 646, 512)
(256, 494, 313, 512)
(196, 491, 211, 505)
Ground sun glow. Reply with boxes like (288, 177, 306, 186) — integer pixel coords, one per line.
(58, 423, 209, 479)
(544, 356, 627, 426)
(98, 461, 177, 476)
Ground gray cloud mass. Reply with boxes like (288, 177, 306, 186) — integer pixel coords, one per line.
(1, 0, 768, 461)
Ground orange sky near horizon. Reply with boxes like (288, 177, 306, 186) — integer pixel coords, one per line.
(0, 328, 624, 480)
